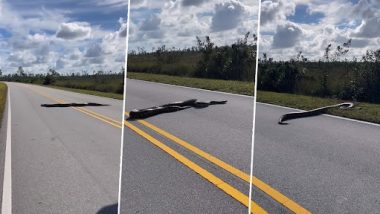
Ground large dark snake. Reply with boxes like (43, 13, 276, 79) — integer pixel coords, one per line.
(41, 103, 109, 107)
(278, 102, 354, 124)
(128, 99, 227, 120)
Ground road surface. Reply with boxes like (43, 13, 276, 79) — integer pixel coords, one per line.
(2, 83, 122, 214)
(119, 79, 282, 213)
(253, 102, 380, 213)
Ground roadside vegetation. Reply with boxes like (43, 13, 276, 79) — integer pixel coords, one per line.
(0, 68, 124, 99)
(258, 39, 380, 123)
(128, 33, 257, 82)
(258, 91, 380, 124)
(128, 72, 254, 96)
(0, 83, 7, 123)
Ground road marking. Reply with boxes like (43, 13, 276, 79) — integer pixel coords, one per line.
(124, 120, 266, 213)
(258, 102, 380, 127)
(73, 107, 122, 128)
(25, 85, 265, 212)
(125, 112, 310, 214)
(27, 87, 122, 129)
(2, 87, 12, 214)
(22, 84, 307, 213)
(129, 79, 254, 98)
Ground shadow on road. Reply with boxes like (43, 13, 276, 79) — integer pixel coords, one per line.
(96, 203, 117, 214)
(41, 103, 109, 108)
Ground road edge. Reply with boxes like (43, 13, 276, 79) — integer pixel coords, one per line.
(129, 78, 254, 98)
(1, 87, 11, 214)
(257, 101, 380, 127)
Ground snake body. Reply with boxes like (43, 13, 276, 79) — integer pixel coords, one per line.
(41, 103, 108, 107)
(278, 102, 354, 124)
(128, 99, 227, 120)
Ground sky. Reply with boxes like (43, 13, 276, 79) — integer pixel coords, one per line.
(0, 0, 127, 74)
(2, 0, 376, 74)
(260, 0, 380, 61)
(128, 0, 259, 52)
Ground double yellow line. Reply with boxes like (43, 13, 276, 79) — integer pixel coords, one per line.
(27, 85, 310, 214)
(125, 112, 310, 214)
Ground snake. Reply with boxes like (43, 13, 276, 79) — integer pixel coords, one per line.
(41, 103, 109, 107)
(278, 102, 354, 124)
(128, 99, 227, 120)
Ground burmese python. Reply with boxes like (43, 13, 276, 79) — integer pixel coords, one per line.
(128, 99, 227, 120)
(278, 102, 354, 124)
(41, 103, 109, 107)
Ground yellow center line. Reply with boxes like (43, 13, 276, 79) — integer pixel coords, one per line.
(27, 83, 308, 213)
(124, 120, 266, 214)
(22, 84, 266, 212)
(124, 112, 311, 214)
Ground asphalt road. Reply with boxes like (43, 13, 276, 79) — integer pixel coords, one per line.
(3, 83, 122, 214)
(119, 79, 255, 213)
(253, 102, 380, 213)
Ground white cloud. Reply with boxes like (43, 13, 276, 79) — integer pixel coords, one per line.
(8, 51, 38, 67)
(128, 0, 258, 51)
(211, 0, 247, 32)
(260, 0, 380, 60)
(56, 22, 92, 40)
(140, 14, 161, 31)
(182, 0, 207, 7)
(351, 17, 380, 38)
(0, 1, 127, 74)
(261, 0, 295, 25)
(85, 43, 104, 57)
(272, 22, 303, 48)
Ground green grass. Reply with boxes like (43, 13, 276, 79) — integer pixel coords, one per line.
(128, 52, 201, 76)
(0, 83, 8, 124)
(257, 90, 380, 124)
(52, 75, 124, 95)
(48, 85, 124, 100)
(128, 72, 254, 96)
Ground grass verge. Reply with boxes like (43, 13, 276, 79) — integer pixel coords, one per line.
(0, 83, 8, 124)
(128, 72, 254, 96)
(48, 85, 123, 100)
(257, 90, 380, 124)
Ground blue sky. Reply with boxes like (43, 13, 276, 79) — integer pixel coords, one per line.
(0, 0, 127, 74)
(260, 0, 380, 60)
(128, 0, 259, 52)
(288, 4, 324, 24)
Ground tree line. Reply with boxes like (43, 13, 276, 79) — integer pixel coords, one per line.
(258, 40, 380, 103)
(127, 32, 257, 82)
(0, 67, 125, 94)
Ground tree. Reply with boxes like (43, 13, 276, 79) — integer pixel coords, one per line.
(17, 66, 26, 77)
(48, 68, 60, 77)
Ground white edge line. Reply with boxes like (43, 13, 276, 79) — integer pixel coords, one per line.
(129, 79, 253, 98)
(249, 1, 262, 213)
(2, 87, 12, 214)
(132, 73, 380, 129)
(117, 0, 130, 213)
(257, 101, 380, 127)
